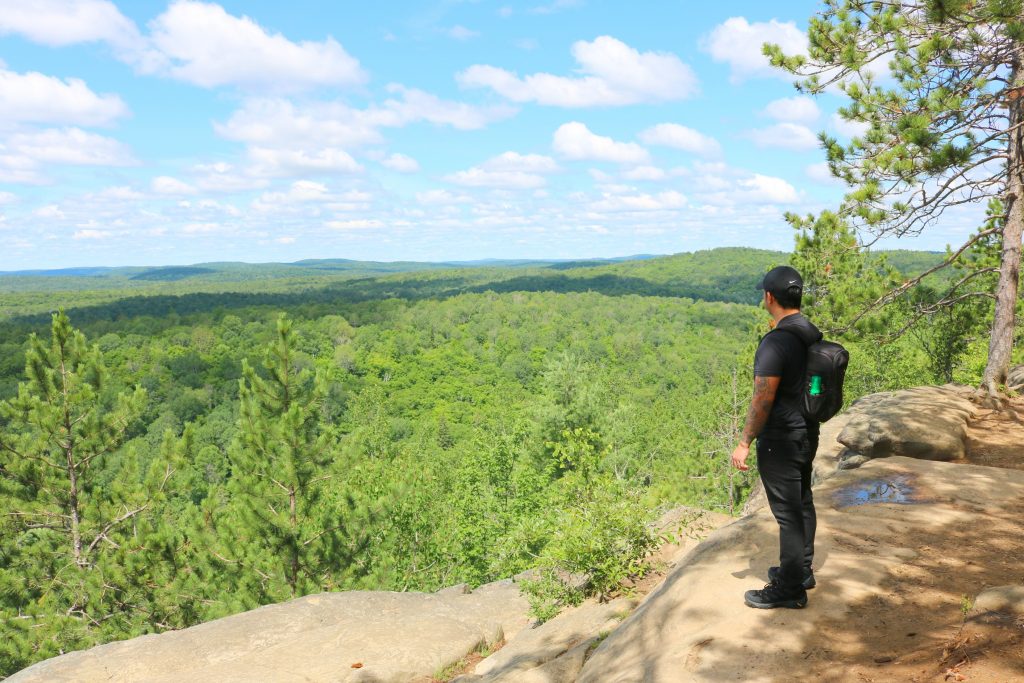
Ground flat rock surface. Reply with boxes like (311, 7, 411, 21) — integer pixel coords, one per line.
(578, 456, 1024, 682)
(8, 584, 530, 683)
(463, 597, 635, 682)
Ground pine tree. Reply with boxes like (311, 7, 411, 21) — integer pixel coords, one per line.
(0, 312, 182, 675)
(788, 210, 901, 335)
(211, 315, 370, 606)
(767, 0, 1024, 394)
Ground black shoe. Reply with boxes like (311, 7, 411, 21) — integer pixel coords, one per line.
(768, 565, 816, 590)
(744, 581, 808, 609)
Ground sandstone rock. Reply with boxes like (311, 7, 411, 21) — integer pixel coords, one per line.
(8, 585, 530, 683)
(1008, 365, 1024, 392)
(837, 385, 977, 462)
(577, 457, 1024, 682)
(837, 452, 872, 470)
(469, 597, 635, 682)
(971, 585, 1024, 616)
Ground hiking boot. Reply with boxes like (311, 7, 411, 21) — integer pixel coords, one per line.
(744, 581, 808, 609)
(768, 565, 816, 590)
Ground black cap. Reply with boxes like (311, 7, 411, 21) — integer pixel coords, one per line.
(756, 265, 803, 296)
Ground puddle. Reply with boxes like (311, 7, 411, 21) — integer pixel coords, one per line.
(833, 475, 928, 508)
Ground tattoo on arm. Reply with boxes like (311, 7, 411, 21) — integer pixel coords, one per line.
(740, 375, 780, 447)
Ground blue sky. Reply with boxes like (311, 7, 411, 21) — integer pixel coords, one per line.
(0, 0, 984, 269)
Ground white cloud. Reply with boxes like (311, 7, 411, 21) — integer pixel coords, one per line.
(73, 228, 112, 239)
(193, 161, 270, 192)
(444, 167, 547, 189)
(621, 165, 667, 181)
(590, 190, 686, 212)
(745, 123, 820, 151)
(255, 179, 329, 205)
(481, 151, 559, 173)
(447, 25, 479, 40)
(182, 221, 223, 234)
(247, 146, 362, 176)
(326, 219, 383, 230)
(682, 161, 802, 207)
(34, 205, 66, 219)
(215, 93, 513, 167)
(0, 68, 129, 127)
(514, 38, 539, 51)
(738, 174, 799, 203)
(148, 0, 367, 91)
(216, 99, 383, 148)
(382, 85, 517, 130)
(703, 17, 806, 83)
(379, 153, 420, 173)
(0, 0, 147, 53)
(0, 191, 16, 204)
(95, 185, 143, 200)
(0, 154, 44, 184)
(831, 112, 871, 138)
(458, 36, 698, 107)
(7, 127, 136, 166)
(762, 95, 819, 123)
(806, 161, 843, 185)
(152, 175, 198, 195)
(213, 92, 512, 180)
(416, 189, 472, 204)
(637, 123, 721, 158)
(552, 122, 649, 164)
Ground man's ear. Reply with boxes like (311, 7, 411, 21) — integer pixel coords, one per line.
(764, 291, 775, 307)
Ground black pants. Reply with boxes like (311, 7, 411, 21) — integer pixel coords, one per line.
(756, 431, 817, 594)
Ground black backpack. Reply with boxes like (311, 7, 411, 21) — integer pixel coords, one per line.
(774, 328, 849, 423)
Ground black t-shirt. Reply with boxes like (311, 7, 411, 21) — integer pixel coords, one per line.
(753, 312, 821, 438)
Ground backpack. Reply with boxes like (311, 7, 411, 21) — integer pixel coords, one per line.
(774, 328, 849, 423)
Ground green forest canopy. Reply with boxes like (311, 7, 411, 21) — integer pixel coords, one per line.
(0, 246, 990, 675)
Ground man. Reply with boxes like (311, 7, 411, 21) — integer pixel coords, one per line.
(730, 265, 822, 609)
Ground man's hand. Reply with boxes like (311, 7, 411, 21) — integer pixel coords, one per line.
(730, 442, 750, 471)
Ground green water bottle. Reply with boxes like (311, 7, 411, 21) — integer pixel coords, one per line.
(809, 375, 823, 396)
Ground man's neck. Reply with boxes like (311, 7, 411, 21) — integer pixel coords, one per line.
(771, 309, 801, 326)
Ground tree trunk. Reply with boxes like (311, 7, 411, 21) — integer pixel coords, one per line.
(984, 59, 1024, 395)
(289, 486, 297, 597)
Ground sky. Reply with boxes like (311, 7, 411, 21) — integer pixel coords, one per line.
(0, 0, 988, 270)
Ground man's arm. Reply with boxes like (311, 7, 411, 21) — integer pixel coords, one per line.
(730, 375, 781, 471)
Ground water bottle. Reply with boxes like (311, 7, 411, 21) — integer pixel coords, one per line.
(809, 375, 823, 396)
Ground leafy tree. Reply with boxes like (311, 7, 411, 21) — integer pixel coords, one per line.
(767, 0, 1024, 393)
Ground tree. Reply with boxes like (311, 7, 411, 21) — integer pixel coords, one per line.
(0, 312, 182, 674)
(212, 315, 369, 605)
(767, 0, 1024, 394)
(788, 210, 901, 335)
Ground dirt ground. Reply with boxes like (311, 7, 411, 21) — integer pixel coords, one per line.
(803, 395, 1024, 683)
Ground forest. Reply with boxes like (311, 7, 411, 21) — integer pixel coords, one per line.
(0, 243, 1007, 676)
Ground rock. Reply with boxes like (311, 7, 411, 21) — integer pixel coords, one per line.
(7, 585, 531, 683)
(971, 585, 1024, 616)
(437, 583, 471, 596)
(576, 456, 1024, 682)
(837, 385, 977, 462)
(1008, 365, 1024, 392)
(837, 453, 872, 470)
(470, 597, 635, 682)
